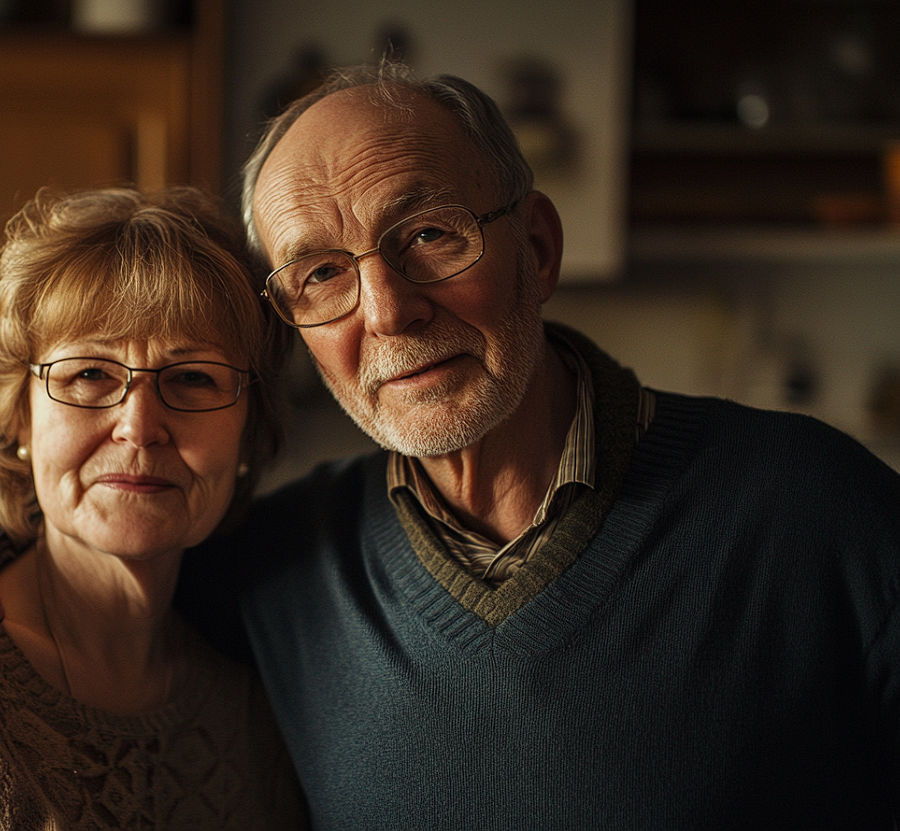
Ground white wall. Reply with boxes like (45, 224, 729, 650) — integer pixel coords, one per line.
(225, 0, 631, 280)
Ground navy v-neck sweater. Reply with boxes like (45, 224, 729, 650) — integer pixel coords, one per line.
(183, 335, 900, 829)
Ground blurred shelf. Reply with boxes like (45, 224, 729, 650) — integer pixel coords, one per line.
(630, 0, 900, 237)
(629, 224, 900, 264)
(632, 122, 900, 156)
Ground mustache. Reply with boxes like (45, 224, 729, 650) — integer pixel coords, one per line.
(359, 319, 486, 394)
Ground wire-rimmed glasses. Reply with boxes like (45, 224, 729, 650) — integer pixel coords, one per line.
(29, 358, 250, 412)
(262, 200, 520, 328)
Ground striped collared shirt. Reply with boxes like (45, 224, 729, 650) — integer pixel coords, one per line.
(388, 343, 654, 586)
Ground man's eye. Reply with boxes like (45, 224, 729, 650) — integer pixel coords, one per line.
(412, 226, 445, 245)
(306, 264, 343, 284)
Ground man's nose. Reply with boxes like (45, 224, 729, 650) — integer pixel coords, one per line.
(356, 252, 434, 337)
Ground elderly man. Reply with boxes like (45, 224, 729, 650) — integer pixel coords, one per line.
(183, 63, 900, 829)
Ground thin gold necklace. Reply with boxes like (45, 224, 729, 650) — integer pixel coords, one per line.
(36, 556, 75, 698)
(35, 554, 175, 708)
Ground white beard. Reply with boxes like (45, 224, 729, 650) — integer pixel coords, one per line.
(315, 259, 546, 458)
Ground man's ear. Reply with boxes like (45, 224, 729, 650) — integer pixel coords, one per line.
(521, 191, 564, 303)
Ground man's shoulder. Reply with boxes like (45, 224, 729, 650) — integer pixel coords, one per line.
(180, 448, 388, 620)
(650, 390, 900, 510)
(655, 389, 878, 454)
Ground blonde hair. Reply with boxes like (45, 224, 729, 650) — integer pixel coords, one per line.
(0, 186, 291, 546)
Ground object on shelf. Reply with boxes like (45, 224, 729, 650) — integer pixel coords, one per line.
(500, 55, 580, 181)
(71, 0, 169, 33)
(813, 193, 885, 228)
(885, 141, 900, 229)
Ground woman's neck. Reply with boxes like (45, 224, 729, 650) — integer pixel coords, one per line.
(1, 537, 187, 713)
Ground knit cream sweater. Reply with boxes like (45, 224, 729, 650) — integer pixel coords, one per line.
(0, 622, 305, 829)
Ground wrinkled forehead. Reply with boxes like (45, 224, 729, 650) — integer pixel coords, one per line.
(253, 87, 498, 260)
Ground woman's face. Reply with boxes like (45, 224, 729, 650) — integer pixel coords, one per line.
(21, 337, 249, 563)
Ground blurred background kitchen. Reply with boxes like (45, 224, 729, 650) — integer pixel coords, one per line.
(1, 0, 898, 485)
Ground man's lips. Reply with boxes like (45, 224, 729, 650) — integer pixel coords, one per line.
(386, 355, 463, 384)
(95, 474, 176, 493)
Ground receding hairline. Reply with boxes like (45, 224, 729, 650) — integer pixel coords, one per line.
(256, 82, 487, 184)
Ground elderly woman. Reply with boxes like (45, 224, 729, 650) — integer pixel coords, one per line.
(0, 187, 305, 828)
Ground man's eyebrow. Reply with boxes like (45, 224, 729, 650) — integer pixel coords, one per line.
(383, 187, 459, 217)
(281, 240, 328, 262)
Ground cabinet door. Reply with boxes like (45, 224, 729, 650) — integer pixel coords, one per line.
(0, 35, 191, 225)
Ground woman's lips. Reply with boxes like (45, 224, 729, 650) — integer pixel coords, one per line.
(95, 474, 176, 493)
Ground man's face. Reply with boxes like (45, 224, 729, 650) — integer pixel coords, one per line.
(253, 86, 549, 457)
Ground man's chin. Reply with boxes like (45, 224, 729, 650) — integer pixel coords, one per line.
(356, 395, 516, 458)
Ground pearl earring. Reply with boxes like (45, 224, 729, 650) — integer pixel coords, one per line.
(237, 462, 249, 477)
(16, 445, 29, 461)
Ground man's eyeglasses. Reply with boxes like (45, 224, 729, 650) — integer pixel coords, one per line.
(262, 200, 520, 328)
(29, 358, 249, 412)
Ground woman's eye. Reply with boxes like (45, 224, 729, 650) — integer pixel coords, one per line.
(170, 370, 216, 388)
(76, 367, 111, 382)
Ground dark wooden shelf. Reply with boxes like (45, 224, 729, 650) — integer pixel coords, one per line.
(632, 122, 900, 156)
(629, 224, 900, 265)
(0, 0, 224, 226)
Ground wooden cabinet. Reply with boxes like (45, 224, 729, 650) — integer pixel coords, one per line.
(627, 0, 900, 263)
(0, 0, 222, 225)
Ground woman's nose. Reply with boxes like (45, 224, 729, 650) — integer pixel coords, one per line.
(110, 376, 170, 447)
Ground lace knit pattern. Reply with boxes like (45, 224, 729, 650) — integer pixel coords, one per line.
(0, 625, 304, 830)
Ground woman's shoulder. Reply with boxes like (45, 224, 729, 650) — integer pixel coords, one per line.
(171, 622, 308, 828)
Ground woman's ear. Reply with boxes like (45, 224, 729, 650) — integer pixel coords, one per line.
(520, 191, 564, 303)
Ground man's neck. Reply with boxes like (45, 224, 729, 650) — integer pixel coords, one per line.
(416, 343, 577, 544)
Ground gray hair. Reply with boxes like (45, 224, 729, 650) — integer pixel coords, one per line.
(241, 61, 534, 257)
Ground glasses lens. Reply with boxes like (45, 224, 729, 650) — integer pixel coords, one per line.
(158, 362, 243, 411)
(380, 207, 484, 283)
(268, 252, 361, 327)
(46, 358, 128, 407)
